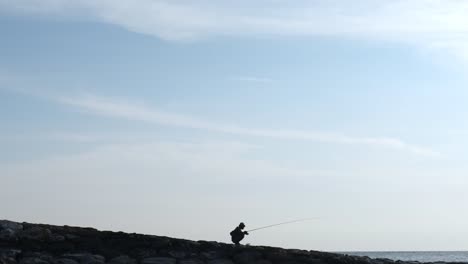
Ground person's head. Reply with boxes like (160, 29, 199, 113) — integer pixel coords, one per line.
(239, 222, 245, 229)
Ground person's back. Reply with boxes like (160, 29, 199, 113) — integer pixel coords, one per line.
(230, 222, 248, 245)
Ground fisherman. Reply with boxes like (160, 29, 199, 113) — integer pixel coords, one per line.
(230, 222, 249, 245)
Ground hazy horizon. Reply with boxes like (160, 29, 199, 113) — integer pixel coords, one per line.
(2, 0, 468, 252)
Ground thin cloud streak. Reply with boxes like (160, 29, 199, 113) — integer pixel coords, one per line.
(1, 0, 468, 60)
(57, 95, 440, 157)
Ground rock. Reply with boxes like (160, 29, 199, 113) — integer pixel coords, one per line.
(198, 241, 223, 252)
(0, 250, 21, 259)
(21, 253, 53, 263)
(64, 234, 79, 240)
(167, 251, 186, 259)
(179, 260, 204, 264)
(207, 259, 234, 264)
(0, 221, 23, 232)
(0, 250, 20, 264)
(375, 259, 394, 263)
(0, 220, 429, 264)
(253, 261, 271, 264)
(20, 227, 52, 241)
(0, 229, 17, 241)
(19, 258, 49, 264)
(202, 252, 226, 261)
(0, 257, 17, 264)
(289, 249, 310, 256)
(264, 250, 289, 263)
(131, 249, 158, 260)
(233, 251, 262, 264)
(151, 238, 171, 249)
(141, 258, 176, 264)
(54, 259, 79, 264)
(51, 234, 66, 242)
(62, 254, 105, 264)
(0, 221, 23, 241)
(184, 241, 201, 249)
(306, 258, 328, 264)
(107, 256, 136, 264)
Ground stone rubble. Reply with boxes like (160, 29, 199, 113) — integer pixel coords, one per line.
(0, 220, 457, 264)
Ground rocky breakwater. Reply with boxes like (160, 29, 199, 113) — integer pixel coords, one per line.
(0, 220, 430, 264)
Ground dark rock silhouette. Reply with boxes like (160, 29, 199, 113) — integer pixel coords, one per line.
(0, 220, 457, 264)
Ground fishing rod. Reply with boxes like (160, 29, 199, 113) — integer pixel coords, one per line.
(246, 218, 318, 233)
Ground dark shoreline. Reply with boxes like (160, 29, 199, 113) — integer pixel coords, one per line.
(1, 220, 465, 264)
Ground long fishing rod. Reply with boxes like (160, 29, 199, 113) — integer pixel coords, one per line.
(246, 218, 318, 233)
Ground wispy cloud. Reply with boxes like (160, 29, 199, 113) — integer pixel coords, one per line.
(55, 94, 439, 157)
(1, 0, 468, 60)
(0, 132, 102, 143)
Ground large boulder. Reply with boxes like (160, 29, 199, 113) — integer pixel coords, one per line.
(141, 258, 176, 264)
(233, 251, 262, 264)
(202, 252, 227, 261)
(0, 229, 17, 241)
(20, 227, 52, 241)
(0, 221, 23, 232)
(131, 249, 158, 260)
(252, 261, 272, 264)
(0, 257, 17, 264)
(107, 256, 136, 264)
(61, 254, 104, 264)
(19, 258, 49, 264)
(0, 221, 24, 241)
(151, 238, 172, 250)
(208, 259, 234, 264)
(50, 234, 65, 242)
(21, 253, 53, 264)
(167, 251, 186, 259)
(53, 259, 79, 264)
(179, 260, 204, 264)
(0, 249, 21, 264)
(0, 250, 21, 259)
(264, 250, 290, 263)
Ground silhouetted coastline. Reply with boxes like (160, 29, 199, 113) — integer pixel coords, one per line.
(0, 220, 463, 264)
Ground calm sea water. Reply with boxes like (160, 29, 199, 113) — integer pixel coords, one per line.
(343, 252, 468, 263)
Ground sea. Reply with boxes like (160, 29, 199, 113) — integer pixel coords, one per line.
(342, 252, 468, 263)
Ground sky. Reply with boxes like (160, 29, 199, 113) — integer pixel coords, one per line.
(1, 0, 468, 251)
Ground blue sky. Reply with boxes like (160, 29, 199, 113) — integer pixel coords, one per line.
(2, 0, 468, 251)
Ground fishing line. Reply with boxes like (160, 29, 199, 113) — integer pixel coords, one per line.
(246, 218, 319, 233)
